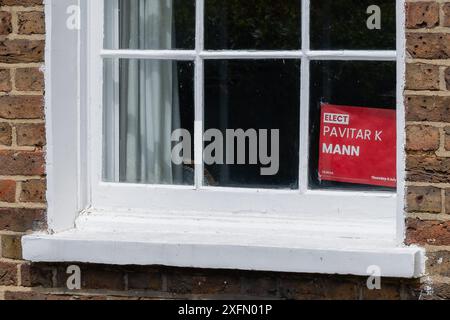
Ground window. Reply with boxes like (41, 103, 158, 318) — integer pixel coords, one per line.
(22, 0, 424, 278)
(93, 0, 399, 212)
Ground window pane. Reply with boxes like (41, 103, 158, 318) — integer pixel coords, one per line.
(204, 60, 300, 189)
(104, 0, 195, 50)
(103, 59, 194, 185)
(310, 0, 396, 50)
(205, 0, 301, 50)
(309, 61, 396, 191)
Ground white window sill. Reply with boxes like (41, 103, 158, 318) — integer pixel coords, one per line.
(22, 210, 424, 278)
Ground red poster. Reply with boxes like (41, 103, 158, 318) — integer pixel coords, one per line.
(318, 103, 396, 187)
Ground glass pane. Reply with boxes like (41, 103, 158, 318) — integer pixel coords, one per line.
(103, 59, 195, 185)
(310, 0, 396, 50)
(205, 0, 301, 50)
(104, 0, 195, 50)
(309, 61, 397, 191)
(204, 60, 300, 189)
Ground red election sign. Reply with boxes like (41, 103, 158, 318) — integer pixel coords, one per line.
(318, 103, 396, 187)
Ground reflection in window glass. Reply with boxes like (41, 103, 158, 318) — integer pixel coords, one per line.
(104, 0, 195, 50)
(309, 61, 397, 191)
(205, 0, 301, 50)
(103, 59, 194, 185)
(310, 0, 396, 50)
(204, 60, 300, 189)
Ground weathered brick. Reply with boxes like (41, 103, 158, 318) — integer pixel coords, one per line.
(0, 208, 46, 232)
(166, 269, 240, 295)
(0, 0, 43, 6)
(407, 155, 450, 183)
(445, 127, 450, 151)
(427, 251, 450, 277)
(0, 68, 11, 92)
(405, 64, 440, 90)
(127, 270, 162, 291)
(446, 189, 450, 214)
(1, 234, 22, 259)
(0, 122, 12, 146)
(278, 274, 359, 300)
(55, 265, 125, 291)
(446, 67, 450, 91)
(20, 263, 54, 287)
(0, 260, 18, 286)
(406, 186, 442, 213)
(0, 11, 12, 35)
(0, 180, 16, 203)
(406, 125, 440, 151)
(406, 96, 450, 122)
(18, 11, 45, 35)
(406, 2, 439, 29)
(0, 151, 45, 176)
(0, 96, 43, 119)
(15, 67, 44, 91)
(444, 3, 450, 27)
(0, 39, 44, 63)
(20, 179, 46, 203)
(407, 33, 450, 59)
(406, 218, 450, 246)
(16, 123, 45, 147)
(241, 275, 278, 297)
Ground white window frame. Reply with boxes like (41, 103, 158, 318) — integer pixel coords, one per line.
(22, 0, 425, 278)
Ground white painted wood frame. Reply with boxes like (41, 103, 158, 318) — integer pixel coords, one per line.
(23, 0, 424, 278)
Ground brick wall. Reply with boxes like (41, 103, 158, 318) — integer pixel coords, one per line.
(405, 0, 450, 299)
(0, 0, 449, 300)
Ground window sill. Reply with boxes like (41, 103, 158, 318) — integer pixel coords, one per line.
(22, 210, 424, 278)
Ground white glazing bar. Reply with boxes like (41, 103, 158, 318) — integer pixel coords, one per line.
(112, 0, 120, 182)
(299, 0, 311, 193)
(194, 0, 205, 188)
(200, 51, 303, 59)
(100, 49, 197, 60)
(307, 50, 397, 60)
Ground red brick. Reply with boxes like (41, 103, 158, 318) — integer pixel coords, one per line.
(166, 270, 240, 295)
(0, 179, 16, 203)
(427, 251, 450, 277)
(0, 0, 43, 6)
(444, 3, 450, 27)
(407, 155, 450, 183)
(15, 67, 44, 91)
(406, 218, 450, 246)
(405, 64, 440, 90)
(20, 179, 46, 203)
(446, 189, 450, 214)
(0, 39, 44, 63)
(18, 11, 45, 35)
(1, 234, 22, 259)
(20, 263, 54, 287)
(0, 151, 45, 176)
(0, 68, 11, 92)
(406, 96, 450, 122)
(406, 186, 442, 213)
(0, 11, 12, 35)
(0, 260, 18, 286)
(0, 208, 46, 232)
(0, 96, 43, 119)
(406, 2, 439, 29)
(0, 122, 12, 146)
(445, 67, 450, 91)
(407, 33, 450, 59)
(16, 123, 45, 147)
(406, 125, 440, 151)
